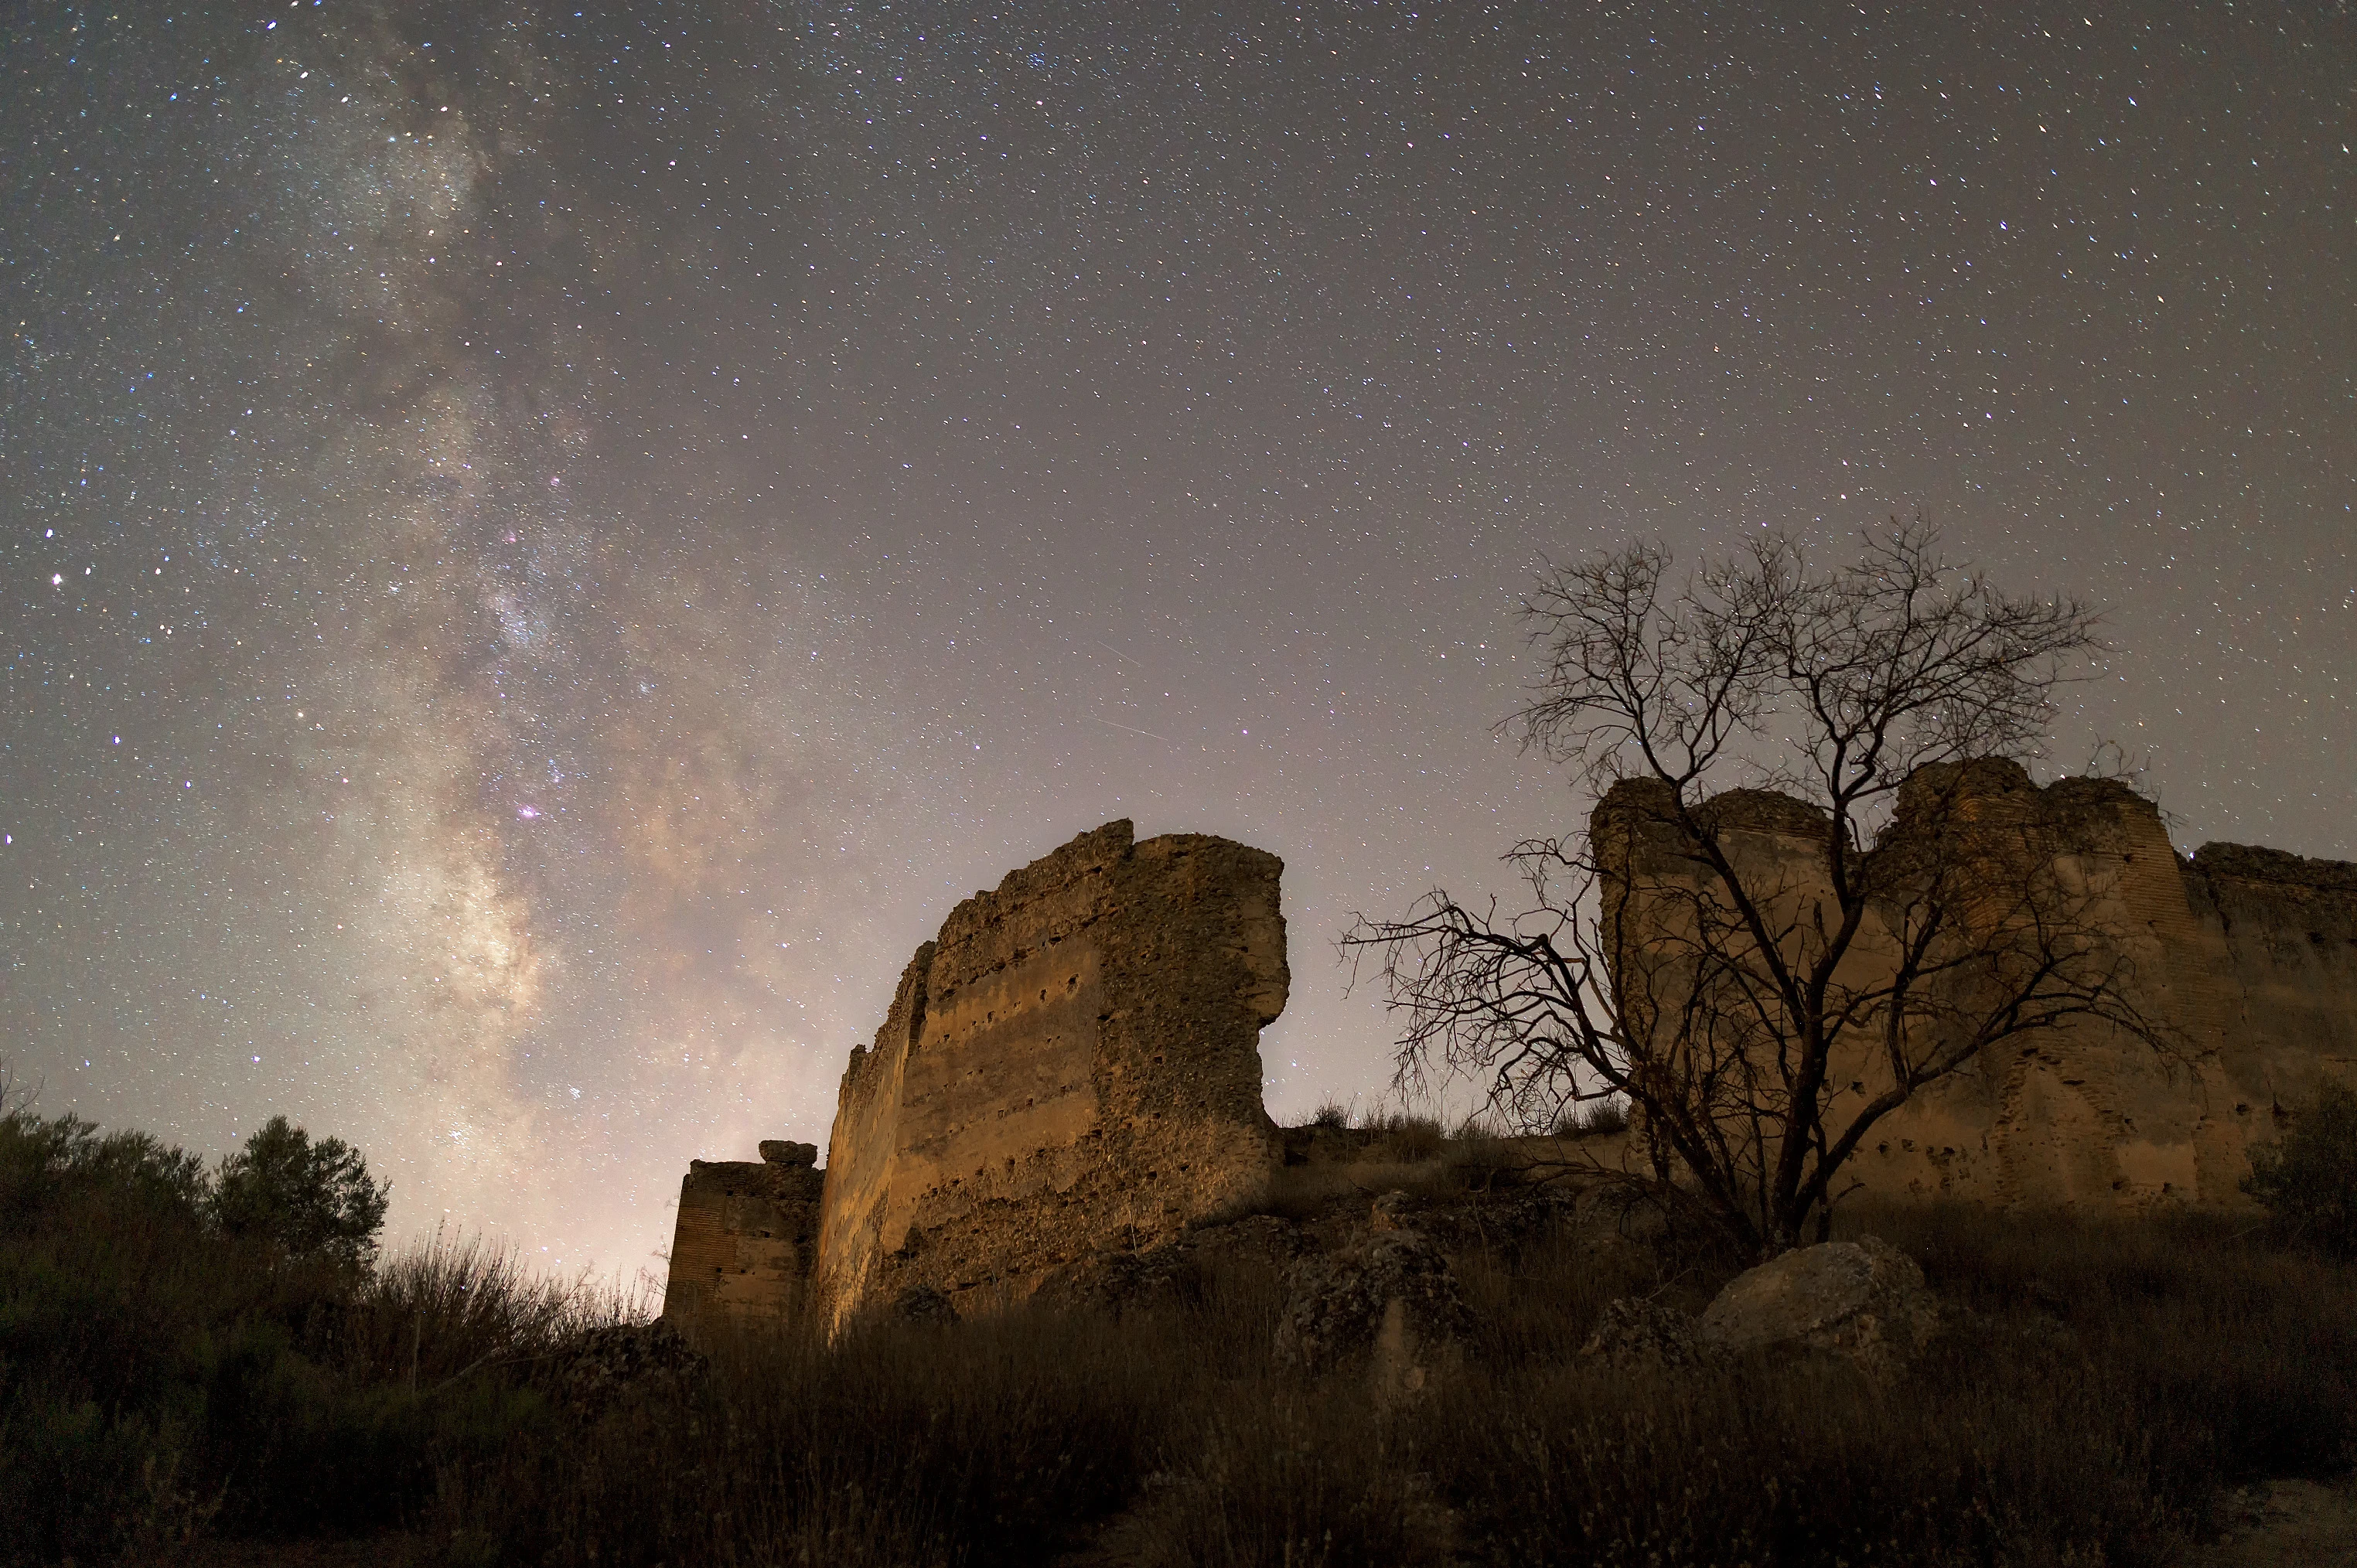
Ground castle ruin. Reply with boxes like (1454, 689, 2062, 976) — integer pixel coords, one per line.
(664, 820, 1288, 1336)
(664, 780, 2357, 1335)
(1595, 760, 2357, 1209)
(660, 1140, 824, 1329)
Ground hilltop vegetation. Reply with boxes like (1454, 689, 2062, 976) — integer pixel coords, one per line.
(0, 1100, 615, 1561)
(7, 1099, 2357, 1566)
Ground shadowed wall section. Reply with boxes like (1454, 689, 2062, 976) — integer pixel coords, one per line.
(660, 1140, 824, 1334)
(812, 820, 1288, 1328)
(1598, 763, 2357, 1211)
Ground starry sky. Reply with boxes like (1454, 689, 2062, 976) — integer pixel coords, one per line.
(5, 2, 2350, 1282)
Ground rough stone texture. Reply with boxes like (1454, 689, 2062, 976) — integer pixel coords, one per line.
(814, 820, 1289, 1330)
(541, 1321, 708, 1420)
(1570, 1180, 1676, 1247)
(660, 1151, 825, 1335)
(1273, 1219, 1474, 1393)
(1697, 1236, 1940, 1372)
(1190, 1212, 1314, 1269)
(885, 1283, 960, 1327)
(1580, 1296, 1711, 1372)
(1598, 762, 2357, 1211)
(1038, 1212, 1309, 1317)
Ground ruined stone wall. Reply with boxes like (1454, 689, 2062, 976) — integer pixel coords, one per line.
(1598, 764, 2357, 1212)
(2188, 845, 2357, 1113)
(660, 1140, 824, 1334)
(814, 820, 1288, 1328)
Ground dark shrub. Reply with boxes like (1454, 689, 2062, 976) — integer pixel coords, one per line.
(0, 1104, 210, 1229)
(1551, 1096, 1631, 1139)
(213, 1114, 391, 1269)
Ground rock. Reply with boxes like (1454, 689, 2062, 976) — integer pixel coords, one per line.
(1404, 1190, 1578, 1266)
(886, 1283, 960, 1326)
(1036, 1213, 1307, 1319)
(1370, 1188, 1416, 1231)
(545, 1320, 708, 1419)
(1571, 1180, 1674, 1247)
(1697, 1236, 1939, 1372)
(759, 1139, 818, 1167)
(1579, 1295, 1711, 1371)
(1188, 1212, 1309, 1268)
(1045, 1213, 1308, 1315)
(1273, 1226, 1473, 1393)
(1042, 1245, 1206, 1315)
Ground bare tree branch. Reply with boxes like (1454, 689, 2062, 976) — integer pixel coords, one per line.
(1343, 520, 2161, 1258)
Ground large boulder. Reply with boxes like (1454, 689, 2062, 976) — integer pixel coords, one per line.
(1274, 1202, 1473, 1399)
(1697, 1236, 1938, 1372)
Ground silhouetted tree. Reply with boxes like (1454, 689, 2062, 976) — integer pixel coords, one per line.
(213, 1115, 390, 1269)
(0, 1096, 211, 1233)
(1345, 523, 2171, 1257)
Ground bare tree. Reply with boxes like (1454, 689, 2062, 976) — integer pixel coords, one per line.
(1344, 524, 2171, 1257)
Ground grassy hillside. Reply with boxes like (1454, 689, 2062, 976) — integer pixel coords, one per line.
(8, 1104, 2355, 1566)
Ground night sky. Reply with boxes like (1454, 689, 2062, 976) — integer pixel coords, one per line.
(5, 2, 2350, 1283)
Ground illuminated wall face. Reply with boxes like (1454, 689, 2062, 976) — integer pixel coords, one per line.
(663, 1154, 824, 1333)
(1599, 767, 2357, 1212)
(815, 821, 1288, 1331)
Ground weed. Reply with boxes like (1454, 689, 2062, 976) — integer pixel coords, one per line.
(1552, 1096, 1631, 1140)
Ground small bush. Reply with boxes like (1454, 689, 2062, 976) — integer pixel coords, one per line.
(1362, 1110, 1447, 1164)
(1552, 1096, 1630, 1139)
(2243, 1079, 2357, 1257)
(1307, 1099, 1350, 1130)
(0, 1103, 575, 1563)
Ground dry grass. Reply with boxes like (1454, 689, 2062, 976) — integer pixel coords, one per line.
(401, 1206, 2357, 1568)
(341, 1229, 643, 1391)
(11, 1093, 2357, 1566)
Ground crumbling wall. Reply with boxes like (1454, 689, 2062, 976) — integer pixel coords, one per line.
(814, 820, 1288, 1328)
(2187, 845, 2357, 1123)
(661, 1140, 824, 1334)
(1598, 762, 2357, 1212)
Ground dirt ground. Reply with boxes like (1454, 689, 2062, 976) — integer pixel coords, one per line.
(2189, 1476, 2357, 1567)
(168, 1473, 2357, 1567)
(172, 1538, 427, 1568)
